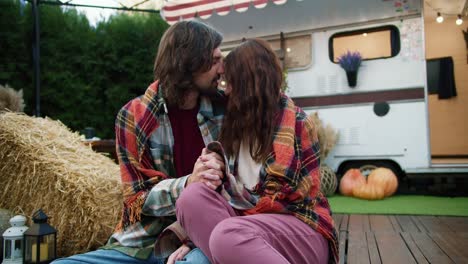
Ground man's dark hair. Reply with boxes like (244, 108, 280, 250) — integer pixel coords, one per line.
(154, 21, 223, 106)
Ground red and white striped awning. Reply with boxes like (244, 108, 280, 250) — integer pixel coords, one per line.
(161, 0, 292, 25)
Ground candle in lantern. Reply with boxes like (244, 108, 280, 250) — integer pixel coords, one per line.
(13, 245, 22, 258)
(31, 242, 48, 262)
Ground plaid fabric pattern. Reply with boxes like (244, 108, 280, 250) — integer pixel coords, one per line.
(155, 95, 339, 262)
(105, 81, 224, 259)
(242, 95, 339, 264)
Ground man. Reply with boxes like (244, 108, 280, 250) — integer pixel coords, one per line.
(53, 20, 225, 264)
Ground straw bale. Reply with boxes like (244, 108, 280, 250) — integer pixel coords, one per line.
(309, 112, 339, 161)
(0, 112, 122, 257)
(0, 84, 25, 112)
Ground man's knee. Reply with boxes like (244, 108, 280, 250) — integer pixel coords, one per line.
(50, 257, 83, 264)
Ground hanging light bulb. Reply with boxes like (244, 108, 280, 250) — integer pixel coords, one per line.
(456, 14, 463, 25)
(436, 12, 444, 23)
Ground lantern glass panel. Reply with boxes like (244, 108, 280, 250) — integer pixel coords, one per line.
(4, 239, 11, 259)
(24, 234, 56, 263)
(24, 235, 36, 262)
(44, 234, 55, 260)
(13, 239, 22, 258)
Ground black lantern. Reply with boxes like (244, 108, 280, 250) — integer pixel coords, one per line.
(23, 210, 56, 264)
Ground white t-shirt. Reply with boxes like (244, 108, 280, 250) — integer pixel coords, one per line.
(237, 142, 261, 190)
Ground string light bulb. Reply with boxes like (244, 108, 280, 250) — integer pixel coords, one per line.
(436, 12, 444, 23)
(456, 14, 463, 25)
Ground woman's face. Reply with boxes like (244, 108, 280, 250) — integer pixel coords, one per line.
(224, 83, 232, 95)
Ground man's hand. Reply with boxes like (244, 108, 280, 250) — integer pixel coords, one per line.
(167, 244, 191, 264)
(187, 148, 225, 190)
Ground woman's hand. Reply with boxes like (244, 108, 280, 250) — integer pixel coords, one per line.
(167, 244, 191, 264)
(188, 148, 225, 190)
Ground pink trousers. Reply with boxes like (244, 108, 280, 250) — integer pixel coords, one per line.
(176, 183, 329, 264)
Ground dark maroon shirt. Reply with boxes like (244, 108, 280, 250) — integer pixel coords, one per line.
(167, 105, 205, 177)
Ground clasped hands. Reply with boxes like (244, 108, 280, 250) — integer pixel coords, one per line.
(187, 147, 225, 190)
(168, 149, 225, 263)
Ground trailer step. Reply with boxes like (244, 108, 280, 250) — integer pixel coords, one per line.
(405, 166, 468, 174)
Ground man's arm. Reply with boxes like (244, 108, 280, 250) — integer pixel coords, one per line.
(142, 149, 225, 217)
(142, 176, 188, 216)
(115, 100, 168, 228)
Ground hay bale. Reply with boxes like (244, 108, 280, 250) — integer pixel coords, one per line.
(309, 112, 339, 161)
(0, 112, 122, 257)
(0, 84, 25, 112)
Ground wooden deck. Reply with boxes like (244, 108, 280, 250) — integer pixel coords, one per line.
(333, 214, 468, 264)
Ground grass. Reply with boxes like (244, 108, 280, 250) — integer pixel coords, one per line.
(327, 195, 468, 216)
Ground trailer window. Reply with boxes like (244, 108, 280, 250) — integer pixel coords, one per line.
(329, 25, 400, 63)
(221, 34, 312, 70)
(269, 34, 312, 69)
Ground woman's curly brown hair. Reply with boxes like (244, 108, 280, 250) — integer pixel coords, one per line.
(220, 39, 283, 162)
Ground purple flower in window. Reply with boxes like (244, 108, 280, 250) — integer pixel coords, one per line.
(337, 51, 362, 72)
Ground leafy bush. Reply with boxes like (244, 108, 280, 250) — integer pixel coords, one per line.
(0, 0, 169, 138)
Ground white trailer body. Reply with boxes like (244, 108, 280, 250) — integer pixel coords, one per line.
(190, 0, 468, 177)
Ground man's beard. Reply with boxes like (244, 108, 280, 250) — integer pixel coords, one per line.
(198, 75, 221, 96)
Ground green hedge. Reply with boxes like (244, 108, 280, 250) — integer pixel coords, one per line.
(0, 0, 169, 138)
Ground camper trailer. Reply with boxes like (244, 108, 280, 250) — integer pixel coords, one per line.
(163, 0, 468, 192)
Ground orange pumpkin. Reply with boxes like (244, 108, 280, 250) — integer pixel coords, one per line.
(367, 168, 398, 197)
(352, 183, 385, 200)
(339, 169, 366, 196)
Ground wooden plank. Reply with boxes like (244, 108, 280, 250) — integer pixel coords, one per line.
(349, 214, 370, 232)
(338, 230, 347, 264)
(333, 214, 343, 226)
(347, 231, 370, 264)
(363, 215, 370, 231)
(428, 232, 468, 263)
(332, 214, 343, 238)
(332, 215, 468, 264)
(337, 214, 348, 264)
(409, 232, 454, 263)
(366, 232, 382, 264)
(410, 215, 427, 232)
(400, 232, 429, 264)
(397, 215, 421, 232)
(340, 214, 349, 232)
(369, 215, 395, 232)
(416, 216, 452, 233)
(374, 232, 417, 264)
(437, 216, 468, 232)
(388, 215, 403, 232)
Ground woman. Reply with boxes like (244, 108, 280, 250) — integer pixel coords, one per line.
(174, 39, 339, 264)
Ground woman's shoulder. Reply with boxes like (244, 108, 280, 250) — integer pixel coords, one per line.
(279, 93, 309, 121)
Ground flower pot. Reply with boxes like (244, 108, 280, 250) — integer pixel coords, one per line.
(346, 70, 358, 87)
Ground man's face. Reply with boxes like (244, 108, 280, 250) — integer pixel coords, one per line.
(193, 48, 224, 94)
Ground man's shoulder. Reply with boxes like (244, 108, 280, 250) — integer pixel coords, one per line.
(119, 82, 161, 115)
(117, 95, 145, 119)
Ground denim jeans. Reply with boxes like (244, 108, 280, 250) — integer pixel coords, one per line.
(51, 248, 210, 264)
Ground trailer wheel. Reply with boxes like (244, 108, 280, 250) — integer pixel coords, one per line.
(337, 160, 403, 182)
(337, 160, 404, 195)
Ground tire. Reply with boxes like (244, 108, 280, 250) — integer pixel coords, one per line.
(337, 160, 404, 195)
(338, 160, 403, 180)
